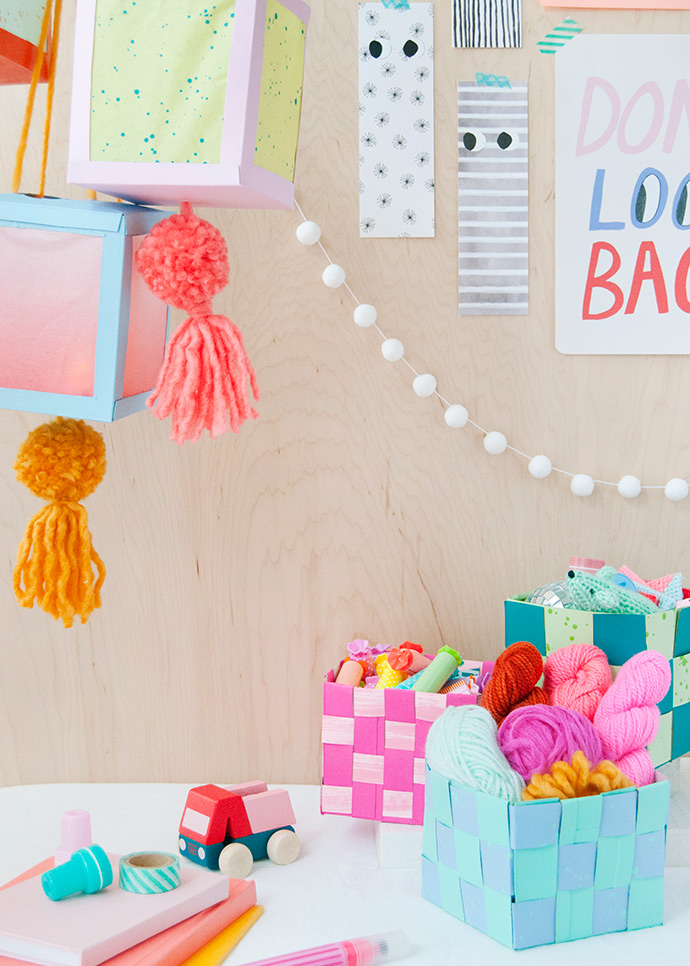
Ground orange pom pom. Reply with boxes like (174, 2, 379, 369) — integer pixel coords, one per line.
(13, 418, 106, 628)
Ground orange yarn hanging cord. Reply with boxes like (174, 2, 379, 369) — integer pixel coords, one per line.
(12, 0, 63, 196)
(13, 418, 107, 629)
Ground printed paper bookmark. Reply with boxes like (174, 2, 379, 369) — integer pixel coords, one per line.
(458, 81, 529, 315)
(452, 0, 522, 48)
(359, 2, 435, 238)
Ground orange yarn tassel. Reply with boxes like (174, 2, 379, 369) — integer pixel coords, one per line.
(523, 751, 634, 801)
(13, 418, 106, 628)
(481, 641, 550, 727)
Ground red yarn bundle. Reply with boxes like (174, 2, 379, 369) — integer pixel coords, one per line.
(136, 202, 259, 444)
(481, 640, 550, 726)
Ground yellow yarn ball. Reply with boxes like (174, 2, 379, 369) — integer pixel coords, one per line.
(14, 417, 106, 503)
(522, 750, 634, 801)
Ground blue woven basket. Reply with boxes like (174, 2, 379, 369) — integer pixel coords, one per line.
(421, 762, 669, 949)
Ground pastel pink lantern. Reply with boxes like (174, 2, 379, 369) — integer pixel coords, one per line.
(68, 0, 310, 209)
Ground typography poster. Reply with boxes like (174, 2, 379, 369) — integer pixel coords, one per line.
(556, 35, 690, 353)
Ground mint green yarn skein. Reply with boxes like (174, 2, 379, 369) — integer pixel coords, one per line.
(426, 705, 525, 802)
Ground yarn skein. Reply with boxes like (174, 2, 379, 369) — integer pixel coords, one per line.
(498, 705, 603, 783)
(593, 650, 671, 786)
(523, 751, 634, 801)
(543, 643, 612, 721)
(426, 705, 525, 802)
(135, 203, 259, 445)
(481, 641, 549, 727)
(13, 418, 106, 628)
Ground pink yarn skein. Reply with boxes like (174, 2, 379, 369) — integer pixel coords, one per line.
(497, 704, 603, 783)
(543, 644, 612, 721)
(593, 650, 671, 786)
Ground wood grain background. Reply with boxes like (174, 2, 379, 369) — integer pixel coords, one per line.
(0, 0, 689, 786)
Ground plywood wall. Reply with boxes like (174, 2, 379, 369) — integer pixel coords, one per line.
(0, 1, 689, 786)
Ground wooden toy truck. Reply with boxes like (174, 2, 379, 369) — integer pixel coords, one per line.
(178, 781, 300, 878)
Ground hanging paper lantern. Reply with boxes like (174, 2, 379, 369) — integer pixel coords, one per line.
(14, 417, 106, 628)
(68, 0, 310, 208)
(0, 1, 51, 85)
(0, 194, 170, 421)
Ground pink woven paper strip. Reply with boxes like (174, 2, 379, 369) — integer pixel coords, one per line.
(353, 751, 384, 784)
(320, 785, 352, 815)
(385, 720, 416, 751)
(382, 789, 414, 821)
(321, 715, 355, 745)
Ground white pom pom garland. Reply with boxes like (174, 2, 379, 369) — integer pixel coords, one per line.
(293, 210, 690, 501)
(483, 432, 507, 455)
(617, 475, 642, 499)
(354, 304, 377, 328)
(528, 455, 552, 479)
(381, 338, 405, 362)
(322, 264, 346, 288)
(444, 404, 469, 429)
(296, 221, 322, 245)
(665, 478, 689, 502)
(413, 374, 437, 397)
(571, 474, 595, 497)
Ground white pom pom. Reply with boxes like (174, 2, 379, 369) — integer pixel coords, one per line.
(528, 455, 552, 479)
(617, 475, 641, 499)
(354, 304, 377, 328)
(665, 478, 689, 502)
(322, 264, 346, 288)
(571, 474, 594, 497)
(296, 221, 321, 245)
(444, 404, 469, 428)
(413, 374, 437, 397)
(483, 431, 507, 455)
(381, 338, 404, 362)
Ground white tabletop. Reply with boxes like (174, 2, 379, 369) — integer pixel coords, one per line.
(0, 781, 688, 966)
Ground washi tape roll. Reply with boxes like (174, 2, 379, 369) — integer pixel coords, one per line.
(119, 852, 180, 894)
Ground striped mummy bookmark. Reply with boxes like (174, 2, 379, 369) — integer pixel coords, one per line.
(458, 82, 528, 316)
(452, 0, 522, 48)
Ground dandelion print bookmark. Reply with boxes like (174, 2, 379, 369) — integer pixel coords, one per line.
(359, 3, 435, 238)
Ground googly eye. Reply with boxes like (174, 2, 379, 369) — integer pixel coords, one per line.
(369, 38, 392, 58)
(461, 131, 486, 152)
(402, 39, 425, 58)
(496, 131, 519, 151)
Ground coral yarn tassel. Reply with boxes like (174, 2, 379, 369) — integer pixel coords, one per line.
(14, 502, 106, 628)
(136, 203, 260, 445)
(148, 314, 259, 443)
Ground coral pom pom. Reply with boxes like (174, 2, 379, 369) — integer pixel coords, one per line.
(543, 643, 612, 721)
(13, 418, 106, 628)
(481, 641, 550, 727)
(135, 203, 259, 445)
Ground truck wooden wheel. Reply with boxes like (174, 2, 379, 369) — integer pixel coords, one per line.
(218, 842, 253, 878)
(267, 829, 301, 865)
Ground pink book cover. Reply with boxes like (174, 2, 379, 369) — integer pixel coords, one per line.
(0, 855, 233, 966)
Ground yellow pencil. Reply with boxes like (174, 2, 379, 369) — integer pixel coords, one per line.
(180, 905, 264, 966)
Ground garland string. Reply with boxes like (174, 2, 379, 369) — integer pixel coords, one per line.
(293, 200, 687, 502)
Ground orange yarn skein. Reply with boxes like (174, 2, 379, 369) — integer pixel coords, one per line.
(481, 641, 549, 726)
(523, 751, 634, 801)
(13, 418, 106, 628)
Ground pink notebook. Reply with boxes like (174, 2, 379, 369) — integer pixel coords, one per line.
(0, 855, 232, 966)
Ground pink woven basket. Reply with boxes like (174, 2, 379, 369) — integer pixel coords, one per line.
(321, 660, 493, 825)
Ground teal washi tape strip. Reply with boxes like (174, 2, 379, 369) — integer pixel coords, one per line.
(119, 851, 180, 894)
